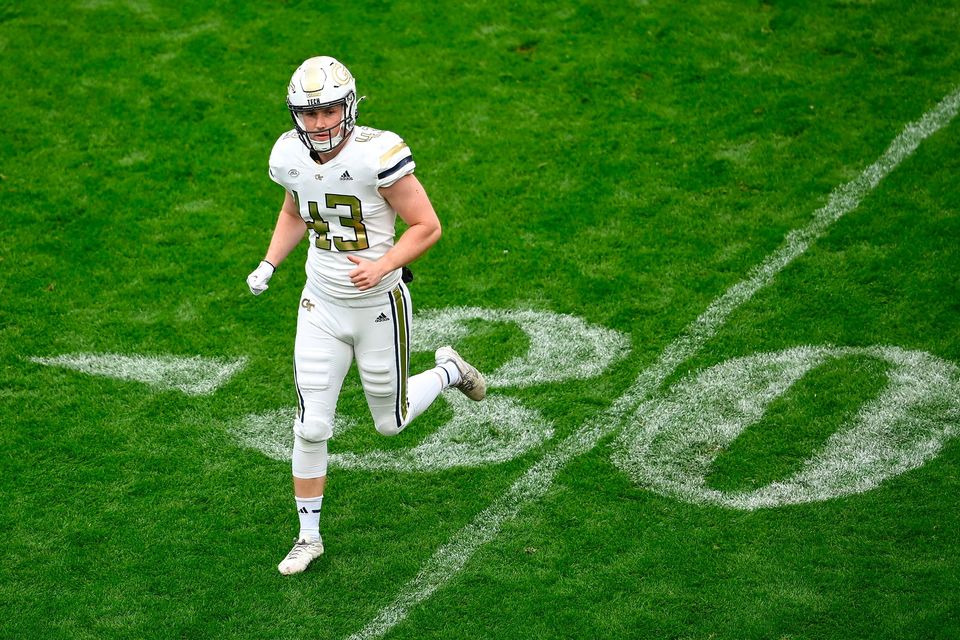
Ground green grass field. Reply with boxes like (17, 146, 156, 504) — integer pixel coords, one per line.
(2, 1, 959, 638)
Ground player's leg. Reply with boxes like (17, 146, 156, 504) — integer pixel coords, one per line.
(279, 294, 352, 575)
(356, 283, 484, 436)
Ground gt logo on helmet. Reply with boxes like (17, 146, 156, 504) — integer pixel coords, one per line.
(331, 63, 352, 87)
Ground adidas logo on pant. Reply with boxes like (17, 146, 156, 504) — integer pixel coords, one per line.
(375, 313, 390, 323)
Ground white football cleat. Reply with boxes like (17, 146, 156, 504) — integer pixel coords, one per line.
(435, 346, 486, 401)
(278, 537, 324, 575)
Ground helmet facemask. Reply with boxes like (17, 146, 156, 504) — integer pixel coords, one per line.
(288, 92, 358, 154)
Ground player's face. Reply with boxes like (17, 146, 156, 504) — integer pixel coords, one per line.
(301, 104, 345, 142)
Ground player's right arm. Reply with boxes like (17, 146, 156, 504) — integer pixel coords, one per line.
(264, 191, 307, 267)
(247, 192, 306, 296)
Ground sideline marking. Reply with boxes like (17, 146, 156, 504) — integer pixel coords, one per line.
(346, 87, 960, 640)
(30, 353, 247, 396)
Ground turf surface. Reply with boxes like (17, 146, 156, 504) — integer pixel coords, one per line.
(2, 1, 959, 638)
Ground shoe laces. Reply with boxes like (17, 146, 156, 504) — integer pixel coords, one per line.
(287, 539, 320, 560)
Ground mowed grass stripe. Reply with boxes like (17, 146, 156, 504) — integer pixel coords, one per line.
(346, 86, 960, 640)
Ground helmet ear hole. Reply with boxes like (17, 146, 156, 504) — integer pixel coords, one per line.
(344, 92, 359, 130)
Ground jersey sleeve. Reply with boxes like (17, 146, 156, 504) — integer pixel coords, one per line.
(268, 130, 299, 189)
(375, 132, 416, 188)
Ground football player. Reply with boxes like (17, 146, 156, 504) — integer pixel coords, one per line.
(246, 56, 486, 575)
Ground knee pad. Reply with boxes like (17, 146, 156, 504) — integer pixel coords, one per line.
(374, 418, 404, 438)
(358, 348, 407, 437)
(294, 413, 333, 443)
(292, 435, 328, 478)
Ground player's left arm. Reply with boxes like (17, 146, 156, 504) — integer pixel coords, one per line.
(347, 173, 442, 290)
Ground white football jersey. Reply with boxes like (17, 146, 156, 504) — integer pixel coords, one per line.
(268, 125, 417, 300)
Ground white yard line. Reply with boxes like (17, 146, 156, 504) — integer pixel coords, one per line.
(346, 87, 960, 640)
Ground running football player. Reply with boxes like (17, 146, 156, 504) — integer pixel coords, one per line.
(246, 56, 486, 575)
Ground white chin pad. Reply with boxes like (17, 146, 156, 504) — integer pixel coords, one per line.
(308, 130, 343, 152)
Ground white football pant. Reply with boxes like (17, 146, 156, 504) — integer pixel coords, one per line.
(291, 282, 445, 478)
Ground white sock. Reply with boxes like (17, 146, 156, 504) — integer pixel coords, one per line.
(405, 359, 465, 423)
(437, 361, 461, 387)
(295, 495, 323, 542)
(398, 363, 463, 430)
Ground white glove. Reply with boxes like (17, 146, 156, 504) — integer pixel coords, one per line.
(246, 260, 275, 296)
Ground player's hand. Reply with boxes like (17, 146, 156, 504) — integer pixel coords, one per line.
(246, 260, 275, 296)
(347, 255, 386, 291)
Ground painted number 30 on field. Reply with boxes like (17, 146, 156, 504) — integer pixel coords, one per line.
(233, 307, 960, 511)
